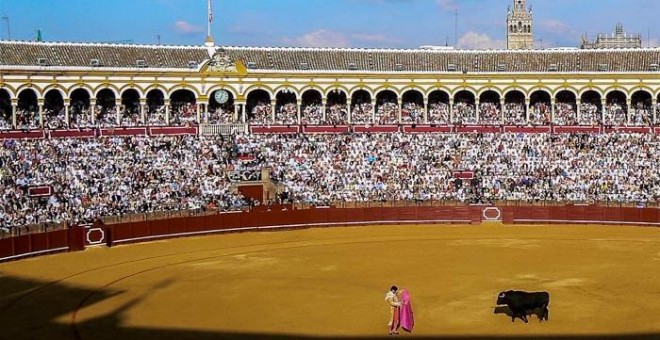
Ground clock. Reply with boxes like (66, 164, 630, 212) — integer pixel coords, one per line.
(214, 90, 229, 104)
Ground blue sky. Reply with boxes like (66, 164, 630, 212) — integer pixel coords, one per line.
(0, 0, 659, 49)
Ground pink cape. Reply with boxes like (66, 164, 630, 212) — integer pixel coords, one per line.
(400, 289, 414, 332)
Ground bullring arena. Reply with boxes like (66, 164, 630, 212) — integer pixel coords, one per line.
(3, 1, 660, 337)
(2, 207, 660, 339)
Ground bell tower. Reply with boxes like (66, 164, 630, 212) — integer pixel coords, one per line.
(507, 0, 534, 50)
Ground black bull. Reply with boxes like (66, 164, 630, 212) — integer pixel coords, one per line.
(496, 290, 550, 323)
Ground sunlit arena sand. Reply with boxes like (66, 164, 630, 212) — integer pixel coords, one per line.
(1, 224, 660, 339)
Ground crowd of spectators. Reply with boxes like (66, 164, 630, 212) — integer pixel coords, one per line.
(248, 102, 273, 125)
(302, 103, 323, 125)
(453, 102, 477, 124)
(376, 102, 398, 124)
(428, 102, 449, 124)
(479, 102, 501, 125)
(351, 101, 373, 124)
(504, 103, 526, 125)
(204, 106, 236, 124)
(554, 102, 577, 125)
(326, 103, 348, 125)
(401, 102, 423, 124)
(579, 102, 600, 126)
(0, 136, 252, 233)
(233, 132, 659, 205)
(276, 103, 298, 125)
(604, 103, 627, 126)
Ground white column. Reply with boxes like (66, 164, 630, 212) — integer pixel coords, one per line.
(371, 98, 376, 124)
(576, 98, 582, 125)
(475, 99, 480, 124)
(90, 99, 97, 124)
(196, 103, 202, 124)
(397, 98, 402, 124)
(164, 99, 171, 126)
(38, 100, 44, 128)
(601, 98, 607, 125)
(115, 99, 122, 125)
(239, 101, 246, 123)
(64, 101, 70, 128)
(626, 98, 632, 126)
(525, 98, 531, 125)
(270, 99, 276, 124)
(499, 98, 505, 125)
(550, 98, 556, 125)
(11, 101, 17, 128)
(653, 98, 658, 125)
(423, 97, 429, 124)
(449, 98, 455, 124)
(234, 103, 240, 123)
(347, 99, 352, 124)
(140, 99, 147, 125)
(296, 99, 302, 125)
(321, 97, 327, 123)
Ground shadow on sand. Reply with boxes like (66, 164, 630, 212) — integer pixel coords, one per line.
(0, 274, 657, 340)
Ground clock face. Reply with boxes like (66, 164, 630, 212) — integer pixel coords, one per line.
(214, 90, 229, 104)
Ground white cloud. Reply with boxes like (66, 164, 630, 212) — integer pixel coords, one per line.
(539, 19, 571, 35)
(436, 0, 457, 12)
(174, 21, 204, 35)
(351, 33, 390, 43)
(282, 29, 351, 48)
(456, 31, 506, 50)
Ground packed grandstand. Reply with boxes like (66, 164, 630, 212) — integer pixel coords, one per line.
(1, 40, 660, 235)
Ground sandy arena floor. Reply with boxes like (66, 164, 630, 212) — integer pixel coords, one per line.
(1, 223, 660, 339)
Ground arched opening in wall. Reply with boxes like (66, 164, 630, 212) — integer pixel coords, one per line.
(529, 90, 551, 125)
(169, 89, 197, 126)
(504, 90, 526, 125)
(17, 89, 39, 129)
(0, 89, 10, 128)
(121, 89, 142, 126)
(44, 90, 65, 129)
(401, 90, 423, 124)
(453, 90, 476, 124)
(428, 90, 450, 124)
(275, 90, 297, 125)
(246, 89, 272, 125)
(146, 89, 165, 125)
(375, 90, 398, 125)
(301, 89, 322, 125)
(604, 90, 627, 126)
(70, 89, 91, 128)
(326, 89, 347, 125)
(554, 90, 577, 125)
(657, 94, 660, 125)
(350, 89, 372, 124)
(580, 90, 602, 126)
(208, 90, 235, 124)
(478, 90, 501, 125)
(630, 91, 652, 126)
(95, 89, 117, 127)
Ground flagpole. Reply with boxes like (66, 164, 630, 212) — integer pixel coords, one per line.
(206, 0, 214, 46)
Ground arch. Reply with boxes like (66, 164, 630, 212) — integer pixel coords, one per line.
(206, 89, 236, 124)
(16, 89, 39, 128)
(43, 89, 65, 128)
(554, 90, 578, 125)
(169, 89, 197, 126)
(425, 86, 452, 98)
(399, 86, 424, 98)
(504, 89, 525, 103)
(17, 88, 39, 109)
(67, 85, 93, 100)
(605, 90, 626, 104)
(578, 88, 603, 99)
(552, 87, 578, 98)
(301, 89, 323, 125)
(325, 89, 348, 125)
(93, 84, 119, 98)
(273, 86, 300, 98)
(529, 90, 552, 126)
(503, 90, 526, 125)
(70, 88, 91, 110)
(427, 90, 450, 124)
(348, 86, 374, 98)
(478, 90, 501, 125)
(502, 86, 528, 98)
(119, 85, 145, 99)
(167, 85, 200, 99)
(478, 88, 502, 99)
(603, 89, 626, 126)
(451, 87, 477, 98)
(42, 84, 67, 100)
(479, 89, 501, 103)
(453, 90, 477, 125)
(628, 87, 653, 99)
(121, 89, 141, 109)
(301, 88, 323, 102)
(0, 88, 12, 124)
(43, 89, 64, 111)
(373, 86, 400, 98)
(528, 87, 552, 100)
(146, 89, 165, 108)
(275, 90, 298, 124)
(602, 88, 628, 99)
(244, 85, 274, 100)
(16, 84, 43, 99)
(575, 90, 602, 126)
(401, 89, 424, 124)
(95, 88, 117, 109)
(350, 89, 373, 124)
(375, 89, 398, 124)
(630, 90, 653, 126)
(143, 84, 169, 98)
(246, 89, 272, 124)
